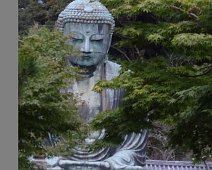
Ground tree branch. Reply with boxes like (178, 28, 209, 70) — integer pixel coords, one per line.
(170, 5, 199, 21)
(170, 5, 184, 12)
(177, 66, 212, 78)
(111, 45, 131, 61)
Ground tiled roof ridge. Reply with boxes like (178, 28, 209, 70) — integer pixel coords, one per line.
(146, 160, 212, 169)
(146, 160, 212, 165)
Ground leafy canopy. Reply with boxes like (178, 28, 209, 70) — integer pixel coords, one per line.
(92, 0, 212, 162)
(18, 26, 83, 169)
(18, 0, 71, 35)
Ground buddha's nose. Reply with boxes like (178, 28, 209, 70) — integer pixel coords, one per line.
(80, 38, 93, 53)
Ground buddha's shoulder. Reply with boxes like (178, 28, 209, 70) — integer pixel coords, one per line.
(105, 60, 121, 80)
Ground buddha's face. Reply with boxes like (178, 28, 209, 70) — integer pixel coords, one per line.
(63, 22, 111, 74)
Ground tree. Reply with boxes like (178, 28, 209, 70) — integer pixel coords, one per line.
(92, 0, 212, 162)
(18, 25, 83, 169)
(18, 0, 71, 35)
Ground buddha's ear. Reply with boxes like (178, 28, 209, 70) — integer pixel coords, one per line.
(106, 34, 113, 54)
(98, 24, 110, 34)
(98, 24, 104, 33)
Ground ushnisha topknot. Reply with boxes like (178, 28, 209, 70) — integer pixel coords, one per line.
(56, 0, 115, 34)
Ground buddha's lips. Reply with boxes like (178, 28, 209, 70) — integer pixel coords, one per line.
(70, 52, 102, 57)
(81, 55, 92, 58)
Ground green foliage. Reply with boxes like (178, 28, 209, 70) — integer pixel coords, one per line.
(18, 26, 83, 168)
(18, 0, 71, 35)
(93, 0, 212, 162)
(18, 0, 212, 163)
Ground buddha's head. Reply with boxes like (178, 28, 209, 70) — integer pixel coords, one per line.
(56, 0, 115, 76)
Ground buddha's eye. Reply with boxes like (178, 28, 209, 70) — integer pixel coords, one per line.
(70, 32, 84, 40)
(91, 34, 104, 41)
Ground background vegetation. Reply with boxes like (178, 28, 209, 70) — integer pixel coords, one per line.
(92, 0, 212, 163)
(18, 25, 84, 169)
(18, 0, 212, 167)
